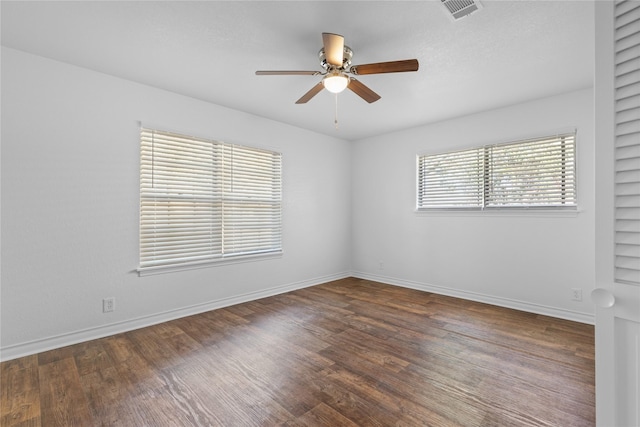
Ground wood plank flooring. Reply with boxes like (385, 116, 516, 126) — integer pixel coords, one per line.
(1, 277, 595, 426)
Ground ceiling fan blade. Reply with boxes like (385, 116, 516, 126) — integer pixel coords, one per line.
(256, 70, 321, 76)
(348, 78, 381, 103)
(295, 82, 325, 104)
(350, 59, 419, 75)
(322, 33, 345, 67)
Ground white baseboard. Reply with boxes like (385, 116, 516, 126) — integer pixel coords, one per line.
(1, 271, 593, 362)
(351, 271, 595, 325)
(0, 272, 350, 362)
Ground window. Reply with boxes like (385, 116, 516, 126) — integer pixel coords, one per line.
(139, 128, 282, 274)
(417, 133, 577, 210)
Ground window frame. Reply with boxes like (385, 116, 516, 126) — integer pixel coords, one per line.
(416, 132, 578, 212)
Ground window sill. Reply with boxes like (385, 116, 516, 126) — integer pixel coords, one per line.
(414, 208, 581, 218)
(137, 251, 283, 277)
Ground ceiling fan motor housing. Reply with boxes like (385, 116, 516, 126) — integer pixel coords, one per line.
(318, 45, 353, 70)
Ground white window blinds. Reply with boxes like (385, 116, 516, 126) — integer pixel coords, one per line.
(614, 0, 640, 285)
(486, 135, 576, 207)
(139, 128, 282, 273)
(418, 147, 484, 208)
(417, 133, 577, 210)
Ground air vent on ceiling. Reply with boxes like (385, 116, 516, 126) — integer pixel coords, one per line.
(440, 0, 483, 21)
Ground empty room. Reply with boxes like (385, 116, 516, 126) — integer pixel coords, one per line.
(1, 1, 638, 426)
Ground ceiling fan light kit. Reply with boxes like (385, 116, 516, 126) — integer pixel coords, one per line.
(256, 32, 419, 105)
(322, 72, 349, 94)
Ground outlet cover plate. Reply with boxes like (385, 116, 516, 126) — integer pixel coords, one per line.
(103, 297, 115, 312)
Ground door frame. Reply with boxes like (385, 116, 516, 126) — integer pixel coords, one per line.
(594, 1, 616, 425)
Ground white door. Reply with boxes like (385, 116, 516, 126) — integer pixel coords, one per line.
(594, 1, 640, 426)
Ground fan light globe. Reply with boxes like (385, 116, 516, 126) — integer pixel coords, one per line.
(323, 74, 349, 93)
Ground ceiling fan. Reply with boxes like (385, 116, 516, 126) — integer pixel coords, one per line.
(256, 33, 419, 104)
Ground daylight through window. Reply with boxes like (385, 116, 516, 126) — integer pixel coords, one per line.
(139, 128, 282, 273)
(417, 133, 577, 210)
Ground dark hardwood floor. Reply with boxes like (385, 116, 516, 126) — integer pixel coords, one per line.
(1, 277, 595, 426)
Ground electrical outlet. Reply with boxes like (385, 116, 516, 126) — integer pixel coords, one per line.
(571, 288, 583, 302)
(103, 297, 115, 313)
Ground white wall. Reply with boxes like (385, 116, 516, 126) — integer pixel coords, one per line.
(351, 88, 596, 323)
(0, 47, 351, 359)
(1, 45, 597, 361)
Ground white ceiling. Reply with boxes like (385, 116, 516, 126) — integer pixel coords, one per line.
(1, 1, 595, 141)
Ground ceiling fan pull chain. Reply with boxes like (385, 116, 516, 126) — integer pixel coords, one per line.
(334, 93, 339, 129)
